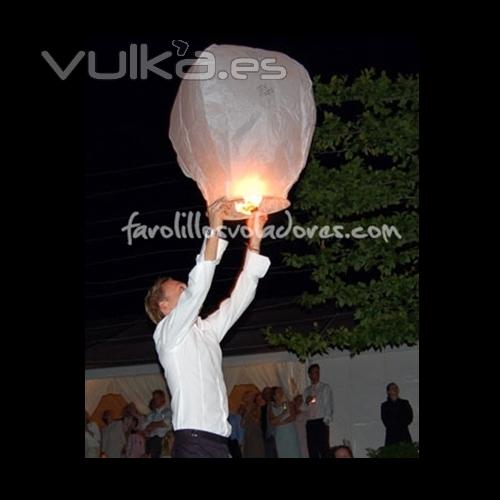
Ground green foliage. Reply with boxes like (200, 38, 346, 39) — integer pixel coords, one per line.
(366, 441, 419, 458)
(263, 325, 332, 363)
(265, 69, 419, 357)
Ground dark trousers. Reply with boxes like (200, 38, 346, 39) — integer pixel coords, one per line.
(264, 436, 278, 458)
(173, 429, 230, 458)
(306, 419, 330, 458)
(145, 435, 163, 458)
(228, 439, 242, 458)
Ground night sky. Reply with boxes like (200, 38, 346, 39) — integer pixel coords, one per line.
(84, 36, 419, 349)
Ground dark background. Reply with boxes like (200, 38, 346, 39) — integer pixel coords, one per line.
(76, 36, 419, 366)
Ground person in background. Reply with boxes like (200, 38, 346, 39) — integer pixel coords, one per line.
(228, 406, 245, 458)
(85, 411, 101, 458)
(101, 410, 127, 458)
(144, 390, 172, 458)
(241, 391, 265, 458)
(303, 364, 334, 458)
(328, 445, 354, 458)
(293, 394, 309, 458)
(381, 382, 413, 446)
(125, 416, 146, 458)
(268, 387, 301, 458)
(260, 386, 277, 458)
(122, 402, 146, 430)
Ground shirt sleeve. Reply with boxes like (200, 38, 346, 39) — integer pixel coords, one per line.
(323, 384, 334, 425)
(403, 400, 414, 426)
(381, 402, 389, 428)
(154, 237, 228, 351)
(199, 249, 271, 342)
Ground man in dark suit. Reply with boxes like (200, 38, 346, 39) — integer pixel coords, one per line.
(381, 382, 414, 446)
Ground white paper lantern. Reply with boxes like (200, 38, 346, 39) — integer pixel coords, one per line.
(169, 44, 316, 219)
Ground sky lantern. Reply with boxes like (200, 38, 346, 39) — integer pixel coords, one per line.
(169, 44, 316, 219)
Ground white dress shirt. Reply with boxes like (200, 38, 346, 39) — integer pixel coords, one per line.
(303, 382, 334, 425)
(154, 237, 270, 437)
(144, 404, 172, 438)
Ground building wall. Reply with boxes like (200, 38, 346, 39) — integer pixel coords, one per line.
(308, 346, 419, 457)
(223, 345, 419, 457)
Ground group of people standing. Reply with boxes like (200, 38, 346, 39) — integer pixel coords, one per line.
(226, 367, 414, 459)
(85, 389, 174, 458)
(228, 363, 334, 458)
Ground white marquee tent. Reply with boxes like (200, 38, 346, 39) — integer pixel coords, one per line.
(85, 345, 419, 457)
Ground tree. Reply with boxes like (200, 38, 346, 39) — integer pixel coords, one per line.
(265, 69, 419, 357)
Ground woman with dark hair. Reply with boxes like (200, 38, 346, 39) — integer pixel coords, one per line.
(125, 416, 146, 458)
(381, 383, 413, 446)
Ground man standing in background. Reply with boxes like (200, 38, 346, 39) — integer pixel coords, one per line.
(303, 364, 333, 458)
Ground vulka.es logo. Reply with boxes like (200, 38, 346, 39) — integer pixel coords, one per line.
(41, 44, 287, 81)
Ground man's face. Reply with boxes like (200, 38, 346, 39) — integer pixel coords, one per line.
(388, 384, 399, 400)
(262, 387, 272, 402)
(159, 280, 187, 316)
(309, 367, 320, 384)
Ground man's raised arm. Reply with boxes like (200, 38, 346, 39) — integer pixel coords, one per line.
(154, 198, 232, 350)
(201, 212, 270, 342)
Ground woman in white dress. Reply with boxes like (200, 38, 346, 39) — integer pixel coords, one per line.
(268, 387, 301, 458)
(85, 411, 101, 458)
(293, 395, 309, 458)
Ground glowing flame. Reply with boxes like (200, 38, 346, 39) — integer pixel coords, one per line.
(232, 176, 265, 215)
(234, 194, 263, 215)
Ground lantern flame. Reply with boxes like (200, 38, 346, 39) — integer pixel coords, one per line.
(234, 193, 263, 215)
(232, 176, 265, 215)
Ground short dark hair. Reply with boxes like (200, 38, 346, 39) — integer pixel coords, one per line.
(386, 382, 398, 392)
(270, 386, 280, 402)
(308, 363, 320, 375)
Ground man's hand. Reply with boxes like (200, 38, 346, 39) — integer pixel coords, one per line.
(204, 197, 232, 261)
(207, 197, 232, 230)
(247, 211, 268, 253)
(306, 395, 315, 405)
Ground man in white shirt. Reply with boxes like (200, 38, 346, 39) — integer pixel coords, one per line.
(145, 198, 270, 458)
(303, 363, 334, 458)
